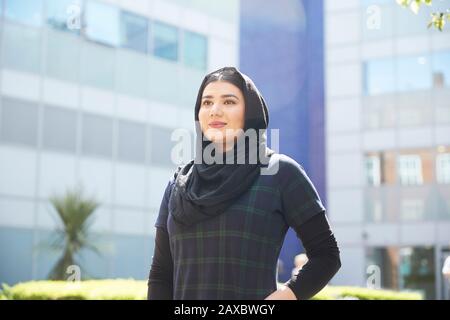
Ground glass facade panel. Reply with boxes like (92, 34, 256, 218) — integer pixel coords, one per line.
(149, 125, 175, 167)
(120, 11, 148, 53)
(364, 59, 395, 95)
(81, 113, 113, 158)
(0, 97, 38, 147)
(117, 119, 146, 163)
(395, 3, 433, 37)
(432, 51, 450, 88)
(80, 42, 115, 90)
(148, 57, 181, 105)
(366, 246, 435, 299)
(396, 91, 432, 127)
(397, 55, 432, 92)
(85, 0, 119, 47)
(361, 2, 394, 40)
(399, 247, 435, 299)
(366, 246, 400, 290)
(42, 105, 77, 153)
(2, 22, 41, 73)
(4, 0, 43, 27)
(45, 0, 82, 34)
(362, 95, 396, 129)
(364, 52, 450, 96)
(116, 50, 150, 98)
(183, 30, 207, 69)
(45, 28, 80, 82)
(153, 21, 178, 61)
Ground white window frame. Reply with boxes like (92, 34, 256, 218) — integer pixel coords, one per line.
(436, 153, 450, 184)
(398, 155, 423, 186)
(365, 156, 381, 186)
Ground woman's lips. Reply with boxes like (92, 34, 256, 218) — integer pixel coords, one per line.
(209, 122, 227, 128)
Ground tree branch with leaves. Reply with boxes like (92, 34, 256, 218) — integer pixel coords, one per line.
(396, 0, 450, 31)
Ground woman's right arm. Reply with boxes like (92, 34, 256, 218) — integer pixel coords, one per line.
(147, 176, 177, 300)
(147, 226, 173, 299)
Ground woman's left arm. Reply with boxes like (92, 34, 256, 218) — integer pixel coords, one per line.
(265, 212, 341, 300)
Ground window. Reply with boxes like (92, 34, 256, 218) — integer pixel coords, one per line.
(399, 247, 435, 299)
(42, 105, 77, 153)
(364, 59, 395, 95)
(183, 31, 207, 69)
(366, 246, 436, 299)
(4, 0, 43, 27)
(365, 247, 400, 290)
(153, 21, 178, 61)
(85, 1, 120, 47)
(397, 55, 432, 92)
(398, 155, 423, 186)
(45, 0, 82, 34)
(432, 51, 450, 88)
(0, 97, 38, 147)
(81, 113, 113, 158)
(437, 153, 450, 184)
(364, 53, 448, 95)
(117, 120, 146, 163)
(365, 156, 381, 186)
(120, 11, 149, 53)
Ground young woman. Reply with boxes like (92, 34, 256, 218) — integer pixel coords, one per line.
(147, 66, 341, 300)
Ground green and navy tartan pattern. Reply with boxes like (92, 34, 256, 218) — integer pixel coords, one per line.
(154, 153, 325, 300)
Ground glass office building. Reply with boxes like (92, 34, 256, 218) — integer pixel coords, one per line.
(325, 0, 450, 299)
(0, 0, 239, 284)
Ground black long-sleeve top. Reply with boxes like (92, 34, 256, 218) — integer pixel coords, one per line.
(148, 154, 341, 300)
(148, 212, 341, 300)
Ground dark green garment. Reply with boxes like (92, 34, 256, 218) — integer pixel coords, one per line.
(154, 153, 325, 300)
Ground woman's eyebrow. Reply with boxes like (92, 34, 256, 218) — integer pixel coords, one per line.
(202, 94, 239, 100)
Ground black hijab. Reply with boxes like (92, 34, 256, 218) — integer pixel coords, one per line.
(168, 66, 275, 227)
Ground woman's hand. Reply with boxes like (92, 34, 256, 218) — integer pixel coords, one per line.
(264, 284, 297, 300)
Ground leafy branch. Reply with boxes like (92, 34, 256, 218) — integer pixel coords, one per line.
(396, 0, 450, 31)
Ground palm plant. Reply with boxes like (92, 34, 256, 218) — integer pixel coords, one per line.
(47, 187, 100, 280)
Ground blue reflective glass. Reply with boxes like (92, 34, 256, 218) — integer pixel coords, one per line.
(85, 0, 119, 47)
(120, 11, 148, 53)
(397, 55, 432, 92)
(432, 51, 450, 88)
(183, 31, 207, 69)
(45, 0, 82, 34)
(153, 21, 178, 61)
(4, 0, 43, 26)
(364, 58, 396, 95)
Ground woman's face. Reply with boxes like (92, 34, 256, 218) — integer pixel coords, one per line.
(198, 80, 245, 150)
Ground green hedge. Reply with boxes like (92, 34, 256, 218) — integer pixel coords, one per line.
(0, 280, 423, 300)
(0, 279, 147, 300)
(311, 285, 423, 300)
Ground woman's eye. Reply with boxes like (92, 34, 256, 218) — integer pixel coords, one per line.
(202, 100, 235, 106)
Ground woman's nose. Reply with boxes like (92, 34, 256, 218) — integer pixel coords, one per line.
(210, 103, 223, 116)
